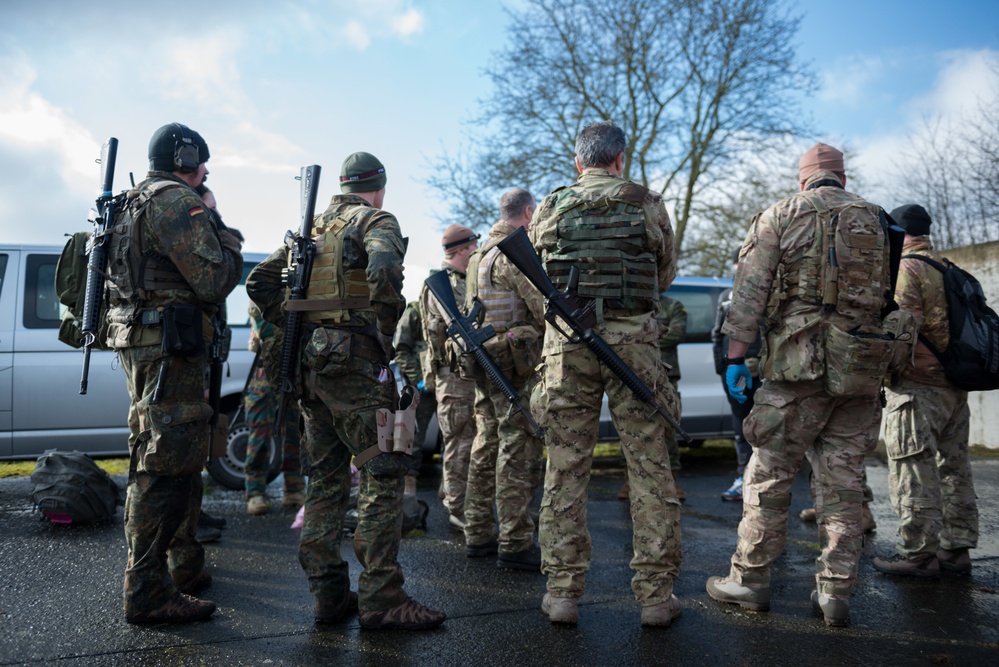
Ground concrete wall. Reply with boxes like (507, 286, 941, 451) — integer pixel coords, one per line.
(938, 240, 999, 449)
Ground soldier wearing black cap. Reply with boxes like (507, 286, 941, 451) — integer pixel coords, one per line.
(108, 123, 244, 624)
(246, 151, 446, 630)
(874, 204, 978, 579)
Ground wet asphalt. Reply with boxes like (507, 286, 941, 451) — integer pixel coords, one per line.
(0, 451, 996, 667)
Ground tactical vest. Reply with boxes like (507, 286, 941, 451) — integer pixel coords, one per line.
(468, 238, 528, 331)
(104, 179, 192, 321)
(544, 182, 658, 318)
(299, 210, 375, 326)
(422, 268, 463, 366)
(765, 189, 885, 328)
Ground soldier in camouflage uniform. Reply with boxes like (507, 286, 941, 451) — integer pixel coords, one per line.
(462, 188, 546, 570)
(618, 296, 687, 501)
(392, 300, 438, 493)
(247, 152, 445, 630)
(874, 204, 977, 578)
(243, 301, 306, 516)
(418, 225, 479, 530)
(106, 123, 243, 624)
(530, 122, 682, 627)
(707, 143, 892, 627)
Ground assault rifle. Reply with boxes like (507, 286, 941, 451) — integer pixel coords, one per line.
(496, 226, 691, 443)
(80, 138, 118, 395)
(424, 270, 544, 441)
(274, 165, 321, 435)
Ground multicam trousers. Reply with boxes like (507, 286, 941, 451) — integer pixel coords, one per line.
(298, 352, 409, 612)
(243, 364, 305, 498)
(463, 376, 543, 553)
(434, 367, 475, 520)
(120, 344, 209, 616)
(884, 378, 977, 558)
(730, 380, 881, 598)
(539, 343, 681, 605)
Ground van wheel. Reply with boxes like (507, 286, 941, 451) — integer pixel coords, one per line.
(206, 408, 282, 491)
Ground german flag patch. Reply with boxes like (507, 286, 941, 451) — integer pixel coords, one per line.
(189, 205, 205, 216)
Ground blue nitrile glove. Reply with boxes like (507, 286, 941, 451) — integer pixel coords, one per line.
(417, 379, 425, 391)
(725, 362, 753, 404)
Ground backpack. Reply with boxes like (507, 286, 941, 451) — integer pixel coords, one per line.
(54, 231, 93, 349)
(903, 254, 999, 391)
(30, 451, 122, 524)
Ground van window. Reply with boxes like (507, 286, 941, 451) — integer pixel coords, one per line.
(225, 261, 259, 328)
(0, 254, 8, 297)
(665, 284, 717, 344)
(24, 254, 61, 329)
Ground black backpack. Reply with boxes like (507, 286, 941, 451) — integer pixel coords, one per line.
(30, 451, 122, 524)
(903, 254, 999, 391)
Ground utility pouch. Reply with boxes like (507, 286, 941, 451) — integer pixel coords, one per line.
(881, 309, 918, 375)
(823, 322, 893, 397)
(302, 327, 353, 378)
(507, 325, 541, 380)
(161, 304, 204, 357)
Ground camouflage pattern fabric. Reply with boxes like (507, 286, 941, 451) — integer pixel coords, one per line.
(530, 167, 681, 605)
(657, 297, 687, 472)
(896, 236, 952, 386)
(110, 172, 242, 618)
(884, 362, 977, 559)
(730, 380, 881, 597)
(243, 360, 305, 498)
(392, 301, 437, 475)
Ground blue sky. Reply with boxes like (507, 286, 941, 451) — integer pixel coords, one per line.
(1, 0, 996, 300)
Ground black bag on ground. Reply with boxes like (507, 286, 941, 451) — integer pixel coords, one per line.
(903, 254, 999, 391)
(30, 451, 122, 524)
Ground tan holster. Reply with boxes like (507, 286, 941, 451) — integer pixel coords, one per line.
(354, 385, 420, 468)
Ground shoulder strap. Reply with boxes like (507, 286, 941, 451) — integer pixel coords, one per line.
(901, 253, 947, 273)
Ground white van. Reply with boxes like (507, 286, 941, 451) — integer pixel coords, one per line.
(0, 244, 274, 488)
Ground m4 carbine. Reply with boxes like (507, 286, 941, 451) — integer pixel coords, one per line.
(496, 226, 690, 443)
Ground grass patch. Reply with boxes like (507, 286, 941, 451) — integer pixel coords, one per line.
(0, 457, 129, 479)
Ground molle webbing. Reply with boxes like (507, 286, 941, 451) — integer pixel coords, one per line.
(303, 214, 374, 325)
(477, 244, 527, 328)
(545, 187, 657, 303)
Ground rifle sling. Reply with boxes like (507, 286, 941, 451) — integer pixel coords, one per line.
(285, 297, 372, 312)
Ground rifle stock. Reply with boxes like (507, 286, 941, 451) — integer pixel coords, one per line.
(496, 226, 691, 442)
(80, 137, 118, 395)
(424, 270, 544, 441)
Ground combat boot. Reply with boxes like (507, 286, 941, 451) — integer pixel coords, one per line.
(125, 592, 216, 624)
(617, 480, 630, 500)
(175, 569, 212, 596)
(466, 537, 498, 558)
(936, 547, 972, 574)
(811, 590, 849, 627)
(497, 544, 541, 571)
(705, 576, 770, 611)
(247, 495, 270, 516)
(873, 554, 940, 578)
(315, 591, 359, 625)
(282, 491, 306, 510)
(862, 504, 876, 533)
(358, 598, 446, 631)
(640, 594, 682, 627)
(541, 593, 579, 624)
(799, 507, 817, 522)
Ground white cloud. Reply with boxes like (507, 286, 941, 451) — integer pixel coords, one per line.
(817, 55, 885, 108)
(149, 30, 246, 113)
(391, 8, 425, 38)
(343, 21, 371, 50)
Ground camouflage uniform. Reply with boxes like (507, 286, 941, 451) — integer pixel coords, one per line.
(530, 168, 682, 606)
(719, 170, 890, 599)
(247, 194, 411, 614)
(462, 220, 546, 553)
(883, 236, 976, 558)
(243, 302, 305, 499)
(419, 264, 476, 522)
(392, 301, 438, 475)
(105, 171, 242, 617)
(656, 296, 687, 471)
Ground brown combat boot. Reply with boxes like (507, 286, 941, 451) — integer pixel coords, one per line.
(541, 593, 579, 624)
(873, 554, 940, 578)
(936, 548, 972, 575)
(125, 592, 216, 624)
(282, 491, 306, 510)
(315, 591, 359, 625)
(358, 598, 446, 630)
(641, 594, 682, 627)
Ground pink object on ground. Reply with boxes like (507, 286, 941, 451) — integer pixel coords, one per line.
(290, 505, 305, 529)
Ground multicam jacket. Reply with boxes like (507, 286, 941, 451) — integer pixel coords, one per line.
(392, 301, 427, 386)
(419, 262, 468, 372)
(466, 219, 545, 329)
(897, 236, 951, 387)
(656, 296, 686, 382)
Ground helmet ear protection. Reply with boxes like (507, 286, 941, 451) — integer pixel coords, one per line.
(173, 123, 200, 174)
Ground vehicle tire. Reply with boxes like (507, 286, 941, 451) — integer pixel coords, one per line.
(206, 408, 282, 490)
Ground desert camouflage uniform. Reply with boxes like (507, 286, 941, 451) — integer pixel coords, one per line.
(419, 265, 476, 521)
(657, 296, 687, 471)
(247, 194, 411, 613)
(392, 301, 438, 475)
(884, 236, 976, 558)
(530, 168, 682, 606)
(105, 171, 242, 617)
(720, 170, 889, 599)
(243, 302, 305, 499)
(462, 220, 546, 553)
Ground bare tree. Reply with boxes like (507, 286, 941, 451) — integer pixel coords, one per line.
(426, 0, 813, 256)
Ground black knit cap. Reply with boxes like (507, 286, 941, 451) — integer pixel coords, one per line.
(890, 204, 932, 237)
